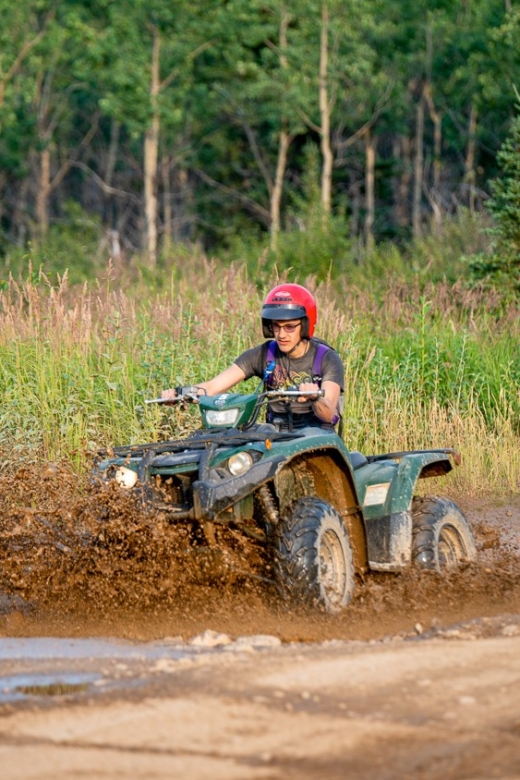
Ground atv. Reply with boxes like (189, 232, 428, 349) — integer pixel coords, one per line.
(93, 386, 477, 613)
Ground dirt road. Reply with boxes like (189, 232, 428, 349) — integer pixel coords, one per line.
(0, 477, 519, 779)
(1, 617, 520, 780)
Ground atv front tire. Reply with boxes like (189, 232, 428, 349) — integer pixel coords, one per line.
(412, 496, 476, 572)
(275, 496, 355, 613)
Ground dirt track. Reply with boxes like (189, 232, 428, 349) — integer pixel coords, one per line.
(1, 618, 520, 780)
(0, 474, 519, 779)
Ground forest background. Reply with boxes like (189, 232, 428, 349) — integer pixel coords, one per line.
(0, 0, 519, 496)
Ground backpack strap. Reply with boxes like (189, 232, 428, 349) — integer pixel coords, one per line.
(264, 339, 330, 388)
(263, 338, 342, 429)
(311, 340, 341, 428)
(312, 342, 330, 384)
(263, 340, 277, 386)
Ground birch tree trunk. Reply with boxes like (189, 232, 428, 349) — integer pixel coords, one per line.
(319, 2, 333, 215)
(270, 127, 291, 250)
(270, 6, 292, 250)
(144, 25, 160, 266)
(424, 83, 442, 225)
(393, 135, 412, 229)
(36, 147, 51, 238)
(161, 156, 172, 255)
(364, 129, 376, 250)
(464, 103, 478, 214)
(412, 89, 425, 238)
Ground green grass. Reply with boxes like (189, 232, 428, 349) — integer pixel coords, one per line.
(0, 261, 518, 496)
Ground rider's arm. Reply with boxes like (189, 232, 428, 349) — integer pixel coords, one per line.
(194, 364, 246, 395)
(161, 363, 246, 400)
(297, 379, 341, 424)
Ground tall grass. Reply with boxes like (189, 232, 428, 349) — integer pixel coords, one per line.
(0, 262, 518, 497)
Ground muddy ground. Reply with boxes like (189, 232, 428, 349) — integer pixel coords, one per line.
(0, 465, 519, 779)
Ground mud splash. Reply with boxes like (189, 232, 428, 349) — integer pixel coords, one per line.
(1, 463, 519, 644)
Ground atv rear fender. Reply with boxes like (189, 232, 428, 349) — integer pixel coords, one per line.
(355, 451, 455, 572)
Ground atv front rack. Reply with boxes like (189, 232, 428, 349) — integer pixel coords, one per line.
(98, 428, 305, 460)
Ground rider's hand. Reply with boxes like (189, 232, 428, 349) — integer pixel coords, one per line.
(297, 382, 320, 403)
(161, 388, 177, 400)
(160, 388, 178, 405)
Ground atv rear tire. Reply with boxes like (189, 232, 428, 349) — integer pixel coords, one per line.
(412, 496, 476, 572)
(275, 496, 355, 613)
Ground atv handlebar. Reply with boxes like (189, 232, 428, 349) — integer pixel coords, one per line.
(145, 386, 201, 405)
(146, 388, 325, 405)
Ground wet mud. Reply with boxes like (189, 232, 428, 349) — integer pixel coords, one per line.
(1, 463, 519, 643)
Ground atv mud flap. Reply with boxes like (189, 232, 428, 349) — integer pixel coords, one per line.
(192, 455, 285, 522)
(365, 510, 412, 571)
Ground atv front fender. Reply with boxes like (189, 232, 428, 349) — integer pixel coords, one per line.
(192, 454, 286, 521)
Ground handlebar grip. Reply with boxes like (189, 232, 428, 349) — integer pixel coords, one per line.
(145, 386, 202, 405)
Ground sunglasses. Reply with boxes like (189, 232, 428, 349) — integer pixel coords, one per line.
(272, 322, 301, 333)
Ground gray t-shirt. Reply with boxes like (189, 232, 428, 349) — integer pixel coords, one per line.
(235, 339, 344, 423)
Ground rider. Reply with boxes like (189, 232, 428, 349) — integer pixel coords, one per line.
(161, 284, 344, 430)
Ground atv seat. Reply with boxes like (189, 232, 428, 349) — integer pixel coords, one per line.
(350, 451, 368, 470)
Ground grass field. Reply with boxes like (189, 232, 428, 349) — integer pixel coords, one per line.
(0, 261, 518, 496)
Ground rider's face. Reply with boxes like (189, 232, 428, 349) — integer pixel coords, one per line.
(271, 320, 302, 352)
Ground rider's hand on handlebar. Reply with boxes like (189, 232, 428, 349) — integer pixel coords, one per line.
(297, 382, 320, 404)
(159, 386, 203, 404)
(160, 388, 178, 405)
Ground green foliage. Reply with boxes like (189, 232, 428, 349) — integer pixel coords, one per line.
(0, 0, 518, 263)
(222, 144, 352, 280)
(468, 108, 520, 292)
(2, 202, 105, 285)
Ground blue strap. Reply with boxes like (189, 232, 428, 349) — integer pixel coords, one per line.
(263, 341, 277, 386)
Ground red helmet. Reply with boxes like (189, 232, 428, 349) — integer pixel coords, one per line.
(261, 284, 317, 338)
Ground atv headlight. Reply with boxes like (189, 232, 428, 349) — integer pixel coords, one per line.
(115, 466, 138, 489)
(228, 451, 254, 476)
(206, 408, 240, 426)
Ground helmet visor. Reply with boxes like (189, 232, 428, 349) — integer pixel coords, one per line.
(261, 303, 307, 321)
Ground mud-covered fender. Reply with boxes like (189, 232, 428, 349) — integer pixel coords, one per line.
(273, 447, 368, 571)
(356, 452, 454, 572)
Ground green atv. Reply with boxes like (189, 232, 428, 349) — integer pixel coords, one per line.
(93, 387, 476, 613)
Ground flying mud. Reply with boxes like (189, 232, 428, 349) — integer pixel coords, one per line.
(0, 463, 519, 643)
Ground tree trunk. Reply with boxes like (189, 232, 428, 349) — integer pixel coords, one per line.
(161, 155, 172, 255)
(349, 179, 361, 240)
(270, 6, 292, 250)
(413, 91, 425, 238)
(319, 3, 332, 215)
(144, 25, 160, 266)
(424, 83, 442, 225)
(36, 147, 51, 238)
(270, 126, 291, 250)
(174, 166, 190, 242)
(364, 129, 376, 251)
(464, 104, 478, 214)
(393, 135, 412, 230)
(104, 118, 120, 227)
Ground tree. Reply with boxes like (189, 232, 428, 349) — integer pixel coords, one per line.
(469, 105, 520, 291)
